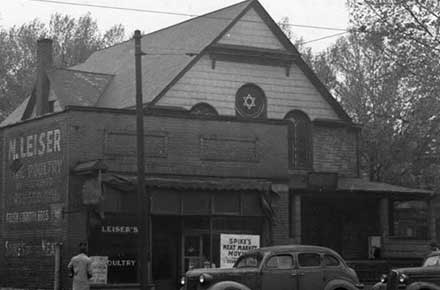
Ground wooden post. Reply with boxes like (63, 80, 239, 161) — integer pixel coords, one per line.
(379, 197, 389, 238)
(293, 194, 302, 244)
(134, 30, 154, 290)
(53, 242, 62, 290)
(428, 198, 437, 241)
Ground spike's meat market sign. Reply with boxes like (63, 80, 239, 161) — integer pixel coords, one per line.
(2, 124, 66, 257)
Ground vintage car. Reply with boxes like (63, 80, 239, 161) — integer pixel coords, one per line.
(180, 245, 364, 290)
(372, 251, 440, 290)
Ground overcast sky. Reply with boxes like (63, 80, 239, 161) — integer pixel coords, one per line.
(0, 0, 350, 52)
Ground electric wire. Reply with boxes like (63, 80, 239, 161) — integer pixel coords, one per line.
(30, 0, 348, 32)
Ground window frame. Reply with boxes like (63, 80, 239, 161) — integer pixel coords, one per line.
(297, 252, 322, 268)
(284, 110, 313, 170)
(189, 102, 219, 117)
(322, 254, 341, 267)
(263, 253, 295, 270)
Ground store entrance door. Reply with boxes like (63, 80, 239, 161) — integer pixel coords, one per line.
(182, 233, 211, 272)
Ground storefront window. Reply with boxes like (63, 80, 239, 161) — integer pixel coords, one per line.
(391, 200, 428, 239)
(88, 212, 138, 284)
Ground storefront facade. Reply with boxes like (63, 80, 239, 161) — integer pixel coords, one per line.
(0, 0, 436, 289)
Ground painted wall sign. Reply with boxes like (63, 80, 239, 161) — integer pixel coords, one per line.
(5, 204, 62, 225)
(4, 239, 58, 257)
(220, 234, 260, 268)
(3, 123, 66, 236)
(7, 129, 61, 161)
(90, 256, 109, 284)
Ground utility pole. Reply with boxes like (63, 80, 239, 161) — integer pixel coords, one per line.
(134, 29, 154, 290)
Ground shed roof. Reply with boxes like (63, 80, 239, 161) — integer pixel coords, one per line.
(338, 177, 433, 196)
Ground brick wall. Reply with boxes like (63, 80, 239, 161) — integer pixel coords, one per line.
(0, 108, 361, 289)
(313, 124, 358, 177)
(0, 114, 68, 289)
(66, 109, 289, 179)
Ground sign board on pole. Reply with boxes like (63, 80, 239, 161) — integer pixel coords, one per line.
(220, 234, 260, 268)
(89, 256, 108, 284)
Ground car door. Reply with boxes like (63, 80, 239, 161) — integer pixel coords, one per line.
(261, 253, 298, 290)
(297, 252, 324, 290)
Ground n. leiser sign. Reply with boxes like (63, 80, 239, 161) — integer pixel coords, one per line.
(3, 124, 66, 257)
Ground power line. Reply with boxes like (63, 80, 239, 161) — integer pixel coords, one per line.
(302, 31, 348, 44)
(30, 0, 348, 32)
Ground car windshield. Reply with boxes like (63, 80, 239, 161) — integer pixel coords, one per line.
(423, 255, 440, 267)
(234, 254, 263, 268)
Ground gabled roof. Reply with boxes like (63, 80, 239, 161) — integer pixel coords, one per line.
(47, 68, 113, 107)
(0, 96, 31, 127)
(1, 0, 353, 127)
(72, 0, 254, 109)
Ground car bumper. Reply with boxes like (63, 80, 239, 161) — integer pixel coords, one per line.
(372, 282, 407, 290)
(372, 282, 386, 290)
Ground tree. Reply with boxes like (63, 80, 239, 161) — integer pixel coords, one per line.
(324, 1, 440, 189)
(0, 13, 126, 121)
(277, 17, 337, 90)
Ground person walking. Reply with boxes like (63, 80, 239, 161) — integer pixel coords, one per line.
(68, 242, 93, 290)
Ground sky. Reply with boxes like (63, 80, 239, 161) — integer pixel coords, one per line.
(0, 0, 350, 53)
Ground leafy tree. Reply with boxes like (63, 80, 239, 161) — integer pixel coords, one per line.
(278, 17, 337, 90)
(325, 1, 440, 189)
(0, 13, 126, 121)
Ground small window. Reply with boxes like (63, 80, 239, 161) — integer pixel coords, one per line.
(323, 254, 340, 267)
(48, 100, 55, 113)
(284, 110, 312, 169)
(190, 103, 218, 116)
(391, 200, 428, 239)
(266, 254, 294, 269)
(298, 253, 321, 267)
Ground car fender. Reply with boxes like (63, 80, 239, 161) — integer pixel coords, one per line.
(324, 279, 359, 290)
(206, 281, 252, 290)
(406, 281, 440, 290)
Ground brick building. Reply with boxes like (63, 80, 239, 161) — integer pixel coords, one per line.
(0, 1, 436, 289)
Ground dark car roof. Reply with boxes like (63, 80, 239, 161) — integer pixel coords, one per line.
(246, 245, 342, 257)
(427, 251, 440, 258)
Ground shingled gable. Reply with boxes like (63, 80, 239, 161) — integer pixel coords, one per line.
(72, 0, 254, 109)
(1, 0, 352, 126)
(149, 0, 352, 122)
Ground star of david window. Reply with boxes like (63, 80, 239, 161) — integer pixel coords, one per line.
(285, 110, 312, 169)
(235, 84, 267, 119)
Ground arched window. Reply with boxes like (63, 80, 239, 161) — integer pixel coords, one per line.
(235, 83, 267, 119)
(189, 103, 218, 116)
(285, 110, 312, 169)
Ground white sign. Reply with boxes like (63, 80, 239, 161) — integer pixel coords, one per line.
(89, 256, 108, 284)
(220, 234, 260, 268)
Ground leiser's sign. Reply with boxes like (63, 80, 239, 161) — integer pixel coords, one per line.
(220, 234, 260, 268)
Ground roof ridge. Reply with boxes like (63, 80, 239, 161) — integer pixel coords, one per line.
(52, 67, 115, 77)
(71, 0, 253, 59)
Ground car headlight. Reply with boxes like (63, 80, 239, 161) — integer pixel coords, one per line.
(399, 273, 409, 284)
(380, 274, 387, 283)
(199, 273, 212, 284)
(180, 276, 186, 286)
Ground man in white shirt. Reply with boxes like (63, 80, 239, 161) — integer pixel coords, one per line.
(68, 242, 93, 290)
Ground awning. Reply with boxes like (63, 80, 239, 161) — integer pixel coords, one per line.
(101, 173, 272, 192)
(337, 177, 433, 196)
(99, 173, 276, 220)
